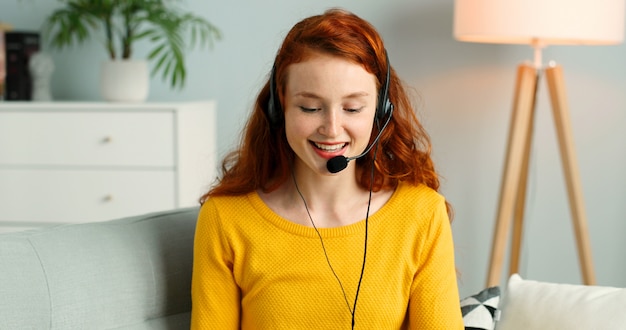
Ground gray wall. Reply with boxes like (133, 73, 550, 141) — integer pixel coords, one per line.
(4, 0, 625, 298)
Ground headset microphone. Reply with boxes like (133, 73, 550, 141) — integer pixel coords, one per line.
(326, 155, 350, 174)
(326, 106, 393, 173)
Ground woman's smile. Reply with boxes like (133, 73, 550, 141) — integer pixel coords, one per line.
(311, 141, 348, 158)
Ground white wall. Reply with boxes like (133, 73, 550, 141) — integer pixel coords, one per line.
(3, 0, 626, 298)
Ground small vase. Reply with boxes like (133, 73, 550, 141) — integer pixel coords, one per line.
(100, 59, 149, 102)
(29, 52, 55, 101)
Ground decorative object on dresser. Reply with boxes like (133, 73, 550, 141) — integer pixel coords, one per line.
(100, 59, 149, 103)
(453, 0, 625, 287)
(43, 0, 221, 102)
(0, 101, 217, 233)
(28, 52, 55, 101)
(3, 31, 40, 101)
(0, 22, 13, 100)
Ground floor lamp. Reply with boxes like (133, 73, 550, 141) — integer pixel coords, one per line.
(453, 0, 625, 287)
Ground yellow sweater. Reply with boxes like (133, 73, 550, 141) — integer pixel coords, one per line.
(191, 182, 463, 329)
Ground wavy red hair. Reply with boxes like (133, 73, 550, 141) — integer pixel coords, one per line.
(201, 9, 444, 212)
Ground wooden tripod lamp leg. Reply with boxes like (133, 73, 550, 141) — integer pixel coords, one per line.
(486, 64, 538, 287)
(545, 64, 596, 285)
(509, 71, 539, 276)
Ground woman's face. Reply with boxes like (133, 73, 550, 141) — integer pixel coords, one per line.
(283, 52, 378, 176)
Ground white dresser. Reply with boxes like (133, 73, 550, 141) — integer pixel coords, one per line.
(0, 101, 217, 232)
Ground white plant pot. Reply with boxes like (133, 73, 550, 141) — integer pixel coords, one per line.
(100, 60, 149, 102)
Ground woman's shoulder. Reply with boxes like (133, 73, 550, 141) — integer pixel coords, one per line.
(203, 193, 251, 205)
(394, 181, 444, 204)
(206, 190, 260, 205)
(376, 182, 450, 238)
(199, 192, 258, 218)
(384, 182, 448, 221)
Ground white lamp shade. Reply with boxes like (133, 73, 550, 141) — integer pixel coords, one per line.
(454, 0, 625, 45)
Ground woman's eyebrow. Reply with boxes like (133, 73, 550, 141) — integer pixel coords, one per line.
(293, 91, 370, 99)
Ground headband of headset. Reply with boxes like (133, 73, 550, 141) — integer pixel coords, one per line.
(266, 51, 393, 128)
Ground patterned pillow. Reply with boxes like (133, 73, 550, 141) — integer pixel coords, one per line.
(460, 286, 501, 330)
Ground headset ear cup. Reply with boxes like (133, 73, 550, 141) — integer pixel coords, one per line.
(376, 51, 393, 122)
(266, 101, 273, 126)
(379, 99, 392, 120)
(266, 98, 279, 127)
(376, 99, 393, 128)
(266, 64, 281, 128)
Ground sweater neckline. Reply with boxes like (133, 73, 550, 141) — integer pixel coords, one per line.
(246, 182, 405, 238)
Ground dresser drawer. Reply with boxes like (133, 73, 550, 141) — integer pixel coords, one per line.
(0, 111, 174, 167)
(0, 169, 176, 224)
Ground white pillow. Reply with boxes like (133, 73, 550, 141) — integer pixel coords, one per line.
(497, 274, 626, 330)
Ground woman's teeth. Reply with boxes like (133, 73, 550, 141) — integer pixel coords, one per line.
(314, 142, 346, 152)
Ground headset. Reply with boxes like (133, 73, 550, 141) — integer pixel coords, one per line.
(270, 51, 394, 329)
(265, 51, 393, 129)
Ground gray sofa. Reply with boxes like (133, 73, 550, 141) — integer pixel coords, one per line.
(9, 206, 622, 330)
(0, 207, 199, 329)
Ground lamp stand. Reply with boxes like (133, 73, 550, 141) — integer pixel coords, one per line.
(486, 63, 596, 287)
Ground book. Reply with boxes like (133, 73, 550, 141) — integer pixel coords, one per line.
(4, 31, 40, 101)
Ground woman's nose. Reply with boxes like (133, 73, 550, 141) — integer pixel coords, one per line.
(319, 109, 342, 137)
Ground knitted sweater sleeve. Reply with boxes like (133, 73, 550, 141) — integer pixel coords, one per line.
(408, 197, 464, 329)
(191, 199, 240, 329)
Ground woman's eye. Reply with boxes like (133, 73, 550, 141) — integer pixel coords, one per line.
(345, 107, 363, 113)
(299, 106, 319, 112)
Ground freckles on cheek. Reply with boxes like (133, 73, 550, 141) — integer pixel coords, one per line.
(285, 115, 311, 138)
(283, 115, 307, 146)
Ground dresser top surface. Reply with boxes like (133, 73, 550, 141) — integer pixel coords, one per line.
(0, 101, 216, 112)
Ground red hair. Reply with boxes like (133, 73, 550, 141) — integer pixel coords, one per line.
(202, 9, 444, 210)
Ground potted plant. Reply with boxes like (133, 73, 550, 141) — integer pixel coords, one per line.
(43, 0, 221, 101)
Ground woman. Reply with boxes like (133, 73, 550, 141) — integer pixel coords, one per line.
(191, 8, 463, 329)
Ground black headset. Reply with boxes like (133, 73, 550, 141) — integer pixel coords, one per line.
(265, 51, 393, 128)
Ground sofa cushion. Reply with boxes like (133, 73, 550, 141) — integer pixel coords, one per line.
(0, 207, 198, 329)
(497, 274, 626, 330)
(461, 286, 500, 330)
